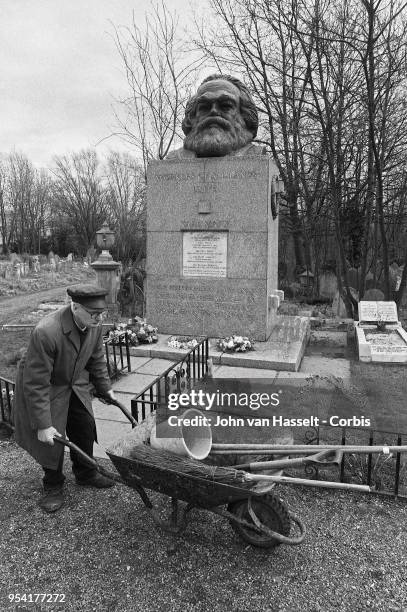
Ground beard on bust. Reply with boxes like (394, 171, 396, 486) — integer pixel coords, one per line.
(184, 115, 253, 157)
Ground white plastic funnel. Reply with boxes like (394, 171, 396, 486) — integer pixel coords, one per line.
(150, 408, 212, 460)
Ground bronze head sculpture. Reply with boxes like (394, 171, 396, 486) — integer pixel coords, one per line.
(168, 74, 265, 159)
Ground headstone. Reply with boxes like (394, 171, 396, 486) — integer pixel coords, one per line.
(4, 264, 12, 280)
(9, 253, 22, 264)
(32, 255, 40, 273)
(146, 156, 280, 340)
(347, 267, 359, 291)
(389, 263, 401, 292)
(358, 301, 398, 324)
(362, 288, 384, 301)
(332, 288, 358, 318)
(13, 262, 21, 279)
(319, 270, 337, 299)
(355, 300, 407, 362)
(86, 246, 97, 263)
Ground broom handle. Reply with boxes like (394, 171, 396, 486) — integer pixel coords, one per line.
(244, 473, 372, 492)
(211, 444, 407, 455)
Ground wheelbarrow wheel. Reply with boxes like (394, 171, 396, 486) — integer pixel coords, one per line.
(227, 494, 290, 548)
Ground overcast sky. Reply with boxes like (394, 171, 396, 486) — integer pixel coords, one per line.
(0, 0, 195, 168)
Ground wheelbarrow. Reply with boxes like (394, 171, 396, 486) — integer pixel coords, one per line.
(53, 401, 307, 550)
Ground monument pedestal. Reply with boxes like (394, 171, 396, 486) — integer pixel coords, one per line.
(146, 156, 280, 341)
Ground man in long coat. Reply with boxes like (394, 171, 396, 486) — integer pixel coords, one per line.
(14, 284, 116, 512)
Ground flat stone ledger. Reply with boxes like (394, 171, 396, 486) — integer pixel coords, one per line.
(146, 156, 279, 340)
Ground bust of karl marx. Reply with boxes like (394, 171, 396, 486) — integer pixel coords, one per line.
(167, 74, 266, 159)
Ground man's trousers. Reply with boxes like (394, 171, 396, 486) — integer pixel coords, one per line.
(42, 392, 97, 489)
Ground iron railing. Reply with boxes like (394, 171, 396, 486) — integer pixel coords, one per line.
(103, 331, 132, 381)
(131, 337, 209, 422)
(0, 376, 15, 432)
(301, 425, 407, 500)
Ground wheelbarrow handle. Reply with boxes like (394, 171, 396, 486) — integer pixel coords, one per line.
(53, 434, 125, 484)
(96, 394, 138, 428)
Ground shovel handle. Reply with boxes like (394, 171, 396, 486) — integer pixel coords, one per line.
(53, 434, 125, 484)
(232, 449, 344, 472)
(96, 395, 138, 428)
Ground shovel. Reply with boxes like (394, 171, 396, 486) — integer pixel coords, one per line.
(231, 449, 344, 472)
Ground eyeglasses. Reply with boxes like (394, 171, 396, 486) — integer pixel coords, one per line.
(79, 306, 107, 321)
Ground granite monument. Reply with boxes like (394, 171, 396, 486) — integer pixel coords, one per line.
(146, 75, 283, 340)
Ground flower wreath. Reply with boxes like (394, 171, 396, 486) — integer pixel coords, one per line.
(105, 318, 158, 346)
(217, 335, 255, 352)
(167, 335, 199, 350)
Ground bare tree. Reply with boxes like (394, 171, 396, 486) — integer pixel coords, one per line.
(104, 151, 146, 264)
(198, 0, 407, 311)
(0, 153, 51, 254)
(52, 150, 108, 255)
(195, 0, 311, 270)
(113, 0, 202, 175)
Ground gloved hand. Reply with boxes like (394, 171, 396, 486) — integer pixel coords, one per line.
(37, 426, 60, 446)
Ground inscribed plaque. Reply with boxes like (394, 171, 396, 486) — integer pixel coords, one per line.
(182, 231, 228, 277)
(358, 300, 399, 323)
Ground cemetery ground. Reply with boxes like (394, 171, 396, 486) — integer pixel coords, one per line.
(1, 295, 407, 610)
(0, 261, 96, 300)
(0, 439, 406, 612)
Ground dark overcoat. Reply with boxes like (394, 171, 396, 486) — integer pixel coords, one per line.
(13, 305, 112, 469)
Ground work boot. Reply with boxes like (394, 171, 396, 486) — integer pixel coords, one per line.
(76, 473, 115, 488)
(38, 486, 65, 513)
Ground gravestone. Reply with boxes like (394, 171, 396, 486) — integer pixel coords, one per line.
(332, 288, 358, 318)
(358, 300, 398, 323)
(362, 288, 385, 301)
(355, 300, 407, 363)
(347, 267, 359, 291)
(319, 270, 337, 299)
(146, 156, 280, 340)
(86, 246, 97, 264)
(32, 255, 40, 273)
(13, 262, 22, 279)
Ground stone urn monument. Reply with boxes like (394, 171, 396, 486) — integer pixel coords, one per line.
(91, 223, 121, 317)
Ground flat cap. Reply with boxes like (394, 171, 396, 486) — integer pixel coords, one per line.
(67, 284, 108, 309)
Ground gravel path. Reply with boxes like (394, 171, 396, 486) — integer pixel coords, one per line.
(1, 440, 407, 612)
(0, 285, 71, 325)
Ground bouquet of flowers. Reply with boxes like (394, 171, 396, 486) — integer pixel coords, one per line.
(133, 319, 159, 344)
(168, 335, 199, 350)
(217, 335, 255, 352)
(105, 318, 158, 346)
